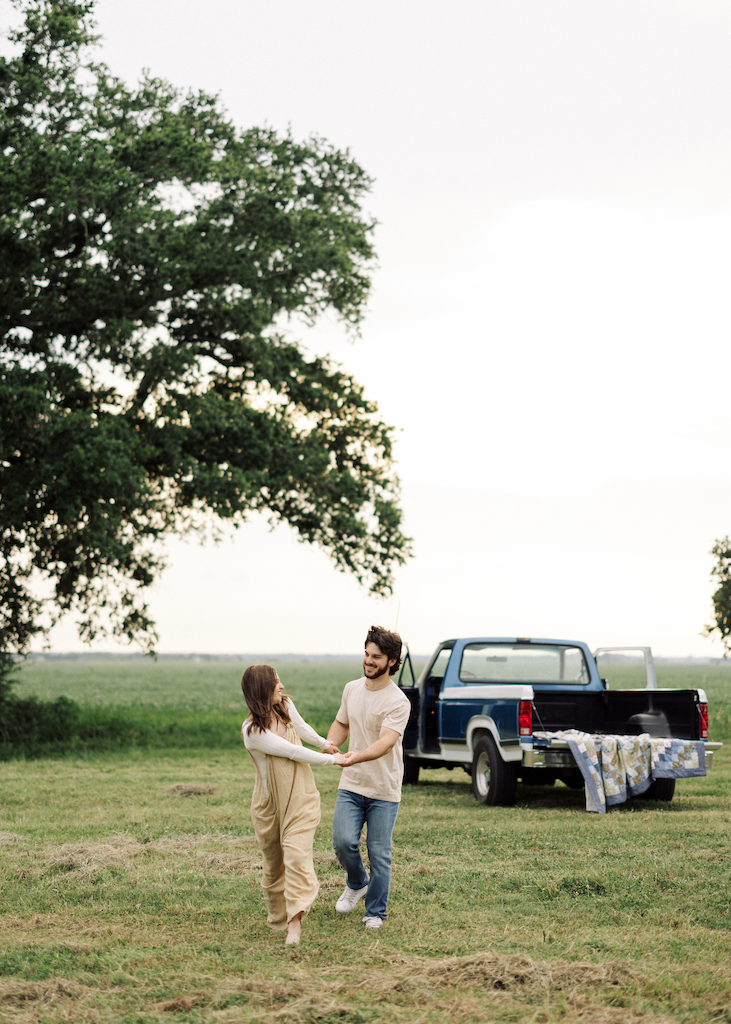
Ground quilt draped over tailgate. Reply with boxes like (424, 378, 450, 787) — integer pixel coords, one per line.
(533, 731, 706, 813)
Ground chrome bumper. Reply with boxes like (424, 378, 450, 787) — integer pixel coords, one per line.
(524, 738, 723, 770)
(523, 740, 572, 768)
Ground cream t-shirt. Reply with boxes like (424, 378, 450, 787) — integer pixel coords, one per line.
(336, 676, 411, 803)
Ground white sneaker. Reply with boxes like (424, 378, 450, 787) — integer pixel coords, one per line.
(363, 915, 382, 930)
(335, 884, 369, 913)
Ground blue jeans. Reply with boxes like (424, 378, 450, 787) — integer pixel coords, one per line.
(332, 789, 400, 920)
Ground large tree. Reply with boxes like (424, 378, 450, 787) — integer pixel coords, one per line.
(704, 538, 731, 654)
(0, 0, 410, 656)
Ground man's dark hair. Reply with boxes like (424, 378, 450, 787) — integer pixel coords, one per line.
(365, 625, 403, 675)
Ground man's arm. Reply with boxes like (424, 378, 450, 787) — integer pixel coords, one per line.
(340, 726, 400, 767)
(327, 719, 349, 751)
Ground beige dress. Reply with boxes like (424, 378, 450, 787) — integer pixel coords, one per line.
(249, 722, 324, 929)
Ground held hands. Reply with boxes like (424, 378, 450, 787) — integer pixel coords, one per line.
(324, 740, 352, 767)
(332, 751, 358, 767)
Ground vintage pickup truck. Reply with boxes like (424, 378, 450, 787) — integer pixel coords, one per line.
(396, 637, 721, 806)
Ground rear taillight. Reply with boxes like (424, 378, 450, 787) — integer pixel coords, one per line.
(699, 703, 709, 740)
(518, 700, 533, 736)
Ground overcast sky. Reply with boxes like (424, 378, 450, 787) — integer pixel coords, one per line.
(8, 0, 731, 656)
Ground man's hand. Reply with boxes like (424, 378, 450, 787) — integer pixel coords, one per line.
(322, 742, 341, 755)
(339, 727, 400, 767)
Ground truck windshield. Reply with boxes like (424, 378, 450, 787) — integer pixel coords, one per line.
(459, 644, 590, 684)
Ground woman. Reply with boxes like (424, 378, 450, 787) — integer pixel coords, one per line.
(241, 664, 345, 944)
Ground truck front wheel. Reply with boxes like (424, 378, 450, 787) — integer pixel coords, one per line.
(403, 756, 420, 785)
(471, 736, 518, 806)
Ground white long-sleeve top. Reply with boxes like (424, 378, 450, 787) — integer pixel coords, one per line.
(242, 698, 335, 797)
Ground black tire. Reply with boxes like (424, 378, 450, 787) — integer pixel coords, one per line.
(471, 735, 518, 806)
(520, 768, 556, 787)
(643, 778, 675, 802)
(403, 755, 420, 785)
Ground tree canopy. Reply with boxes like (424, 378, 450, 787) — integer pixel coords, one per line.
(0, 0, 410, 656)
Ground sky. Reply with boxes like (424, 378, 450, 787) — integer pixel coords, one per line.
(7, 0, 731, 657)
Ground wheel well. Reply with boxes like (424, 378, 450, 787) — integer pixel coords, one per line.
(471, 728, 491, 747)
(467, 721, 504, 760)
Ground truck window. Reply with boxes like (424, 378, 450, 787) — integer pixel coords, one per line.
(594, 650, 651, 690)
(459, 643, 590, 684)
(396, 649, 416, 689)
(427, 647, 452, 681)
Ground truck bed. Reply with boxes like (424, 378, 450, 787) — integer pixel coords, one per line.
(532, 689, 703, 740)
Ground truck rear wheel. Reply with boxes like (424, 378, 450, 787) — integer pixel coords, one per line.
(471, 736, 517, 806)
(644, 778, 675, 802)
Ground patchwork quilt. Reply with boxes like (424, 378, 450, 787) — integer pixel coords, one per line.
(533, 731, 706, 813)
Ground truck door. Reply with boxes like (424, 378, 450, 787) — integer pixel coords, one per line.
(396, 648, 420, 751)
(424, 646, 453, 752)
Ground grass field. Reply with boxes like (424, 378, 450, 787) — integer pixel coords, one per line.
(6, 657, 381, 753)
(9, 655, 731, 747)
(1, 658, 730, 1023)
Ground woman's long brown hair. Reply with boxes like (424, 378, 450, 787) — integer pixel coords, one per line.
(241, 664, 292, 733)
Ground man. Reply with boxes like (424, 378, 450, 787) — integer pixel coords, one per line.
(327, 625, 411, 930)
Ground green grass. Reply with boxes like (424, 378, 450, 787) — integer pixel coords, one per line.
(6, 658, 368, 754)
(12, 656, 364, 713)
(1, 655, 728, 1024)
(1, 657, 731, 1022)
(6, 657, 431, 755)
(1, 745, 730, 1024)
(8, 657, 731, 758)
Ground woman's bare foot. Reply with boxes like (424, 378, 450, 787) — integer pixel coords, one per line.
(285, 912, 303, 944)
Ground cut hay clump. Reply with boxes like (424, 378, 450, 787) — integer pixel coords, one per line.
(211, 954, 671, 1024)
(224, 835, 259, 848)
(148, 833, 214, 853)
(151, 993, 207, 1012)
(165, 783, 217, 797)
(44, 835, 144, 878)
(0, 831, 21, 844)
(42, 832, 235, 878)
(360, 951, 637, 994)
(195, 851, 261, 873)
(211, 978, 351, 1023)
(0, 977, 87, 1005)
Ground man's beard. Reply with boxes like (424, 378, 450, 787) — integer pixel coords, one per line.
(364, 661, 389, 679)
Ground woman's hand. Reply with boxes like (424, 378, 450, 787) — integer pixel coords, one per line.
(332, 752, 349, 766)
(323, 742, 340, 755)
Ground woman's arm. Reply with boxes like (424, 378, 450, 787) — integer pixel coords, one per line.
(285, 699, 333, 750)
(243, 723, 335, 766)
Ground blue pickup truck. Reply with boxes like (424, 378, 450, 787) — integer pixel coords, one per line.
(396, 637, 720, 806)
